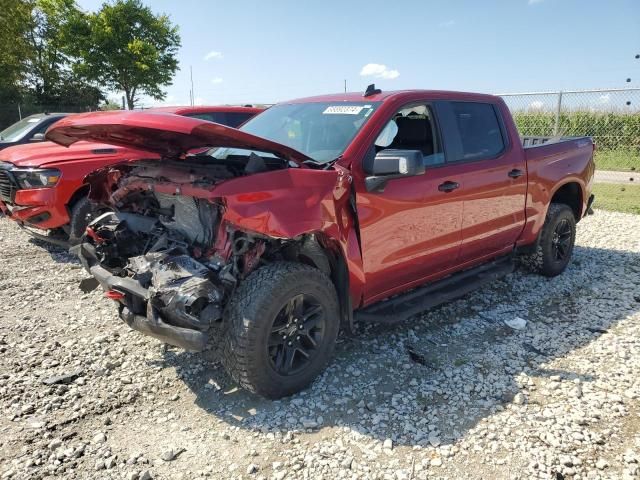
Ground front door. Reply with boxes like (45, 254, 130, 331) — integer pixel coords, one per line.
(354, 103, 464, 303)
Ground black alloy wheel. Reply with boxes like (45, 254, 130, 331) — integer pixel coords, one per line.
(268, 293, 326, 376)
(551, 218, 573, 261)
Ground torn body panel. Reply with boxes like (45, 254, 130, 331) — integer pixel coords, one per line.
(76, 158, 364, 351)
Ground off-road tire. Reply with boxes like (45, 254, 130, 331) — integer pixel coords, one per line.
(520, 203, 576, 277)
(221, 262, 340, 399)
(68, 196, 100, 246)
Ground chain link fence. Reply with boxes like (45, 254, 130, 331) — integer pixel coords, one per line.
(2, 91, 639, 172)
(499, 88, 640, 172)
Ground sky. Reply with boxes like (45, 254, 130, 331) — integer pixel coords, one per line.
(75, 0, 640, 108)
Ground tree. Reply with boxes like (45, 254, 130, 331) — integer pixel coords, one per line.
(66, 0, 180, 109)
(25, 0, 74, 103)
(0, 0, 32, 103)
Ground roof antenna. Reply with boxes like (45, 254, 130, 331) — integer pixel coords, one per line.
(363, 83, 381, 97)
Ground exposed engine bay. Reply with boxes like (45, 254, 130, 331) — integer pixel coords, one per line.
(75, 155, 331, 351)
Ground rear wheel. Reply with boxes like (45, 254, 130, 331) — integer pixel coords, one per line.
(222, 262, 340, 399)
(520, 203, 576, 277)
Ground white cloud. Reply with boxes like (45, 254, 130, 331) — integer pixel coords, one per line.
(204, 50, 223, 61)
(528, 0, 544, 4)
(211, 77, 224, 85)
(439, 20, 455, 28)
(529, 100, 544, 110)
(360, 63, 400, 80)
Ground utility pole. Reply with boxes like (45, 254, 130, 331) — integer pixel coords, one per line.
(344, 79, 347, 93)
(190, 66, 195, 106)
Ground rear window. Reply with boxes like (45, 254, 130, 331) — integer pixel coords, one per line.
(224, 112, 254, 128)
(185, 111, 256, 128)
(185, 112, 227, 124)
(450, 102, 505, 161)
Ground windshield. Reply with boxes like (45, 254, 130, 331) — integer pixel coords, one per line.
(210, 101, 380, 164)
(0, 116, 42, 142)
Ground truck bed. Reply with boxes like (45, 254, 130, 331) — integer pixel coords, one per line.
(521, 135, 587, 148)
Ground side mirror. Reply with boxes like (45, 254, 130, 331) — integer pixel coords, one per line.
(364, 149, 425, 192)
(30, 133, 46, 142)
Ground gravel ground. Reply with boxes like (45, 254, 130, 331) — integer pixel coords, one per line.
(0, 210, 639, 480)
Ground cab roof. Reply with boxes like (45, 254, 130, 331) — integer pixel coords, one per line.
(285, 89, 501, 104)
(146, 105, 264, 115)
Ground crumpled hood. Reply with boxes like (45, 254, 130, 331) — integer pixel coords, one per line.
(0, 140, 157, 168)
(46, 111, 312, 164)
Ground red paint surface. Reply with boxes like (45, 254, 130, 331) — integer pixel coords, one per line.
(35, 91, 594, 309)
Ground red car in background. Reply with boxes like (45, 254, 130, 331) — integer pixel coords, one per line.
(0, 105, 263, 244)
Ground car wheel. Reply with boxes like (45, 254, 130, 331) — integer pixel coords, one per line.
(68, 196, 103, 246)
(222, 262, 340, 399)
(520, 203, 576, 277)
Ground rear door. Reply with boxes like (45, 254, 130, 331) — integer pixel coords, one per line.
(434, 100, 527, 264)
(354, 102, 464, 303)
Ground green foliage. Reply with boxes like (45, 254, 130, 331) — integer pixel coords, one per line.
(65, 0, 180, 109)
(513, 110, 640, 171)
(99, 99, 123, 110)
(592, 183, 640, 215)
(0, 0, 32, 103)
(25, 0, 77, 100)
(0, 0, 104, 111)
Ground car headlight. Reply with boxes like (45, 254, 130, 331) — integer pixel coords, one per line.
(12, 168, 61, 188)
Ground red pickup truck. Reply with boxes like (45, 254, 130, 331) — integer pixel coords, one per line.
(46, 87, 595, 399)
(0, 106, 263, 244)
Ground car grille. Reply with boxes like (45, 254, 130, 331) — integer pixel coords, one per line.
(0, 168, 17, 204)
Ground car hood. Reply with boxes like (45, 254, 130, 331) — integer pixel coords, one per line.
(0, 140, 156, 168)
(46, 111, 312, 165)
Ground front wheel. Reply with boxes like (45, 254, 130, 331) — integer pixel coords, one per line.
(68, 196, 105, 246)
(520, 203, 577, 277)
(222, 262, 340, 399)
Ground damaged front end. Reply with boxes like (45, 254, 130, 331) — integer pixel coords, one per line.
(73, 153, 348, 352)
(74, 159, 274, 351)
(77, 211, 227, 351)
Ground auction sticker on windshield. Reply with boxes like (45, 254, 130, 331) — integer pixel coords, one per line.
(323, 106, 367, 115)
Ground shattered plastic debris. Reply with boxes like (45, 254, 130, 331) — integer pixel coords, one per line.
(41, 369, 84, 385)
(406, 344, 429, 366)
(504, 317, 527, 330)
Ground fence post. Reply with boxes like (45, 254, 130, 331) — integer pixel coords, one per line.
(17, 104, 22, 120)
(553, 91, 563, 136)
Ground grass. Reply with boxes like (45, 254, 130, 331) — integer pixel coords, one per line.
(595, 150, 640, 172)
(592, 183, 640, 215)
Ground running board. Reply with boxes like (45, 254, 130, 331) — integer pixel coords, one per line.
(355, 256, 515, 324)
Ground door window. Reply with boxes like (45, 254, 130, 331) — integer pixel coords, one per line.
(439, 102, 506, 162)
(376, 104, 444, 167)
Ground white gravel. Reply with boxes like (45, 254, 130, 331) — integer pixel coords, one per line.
(0, 210, 639, 480)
